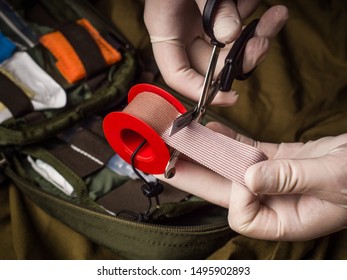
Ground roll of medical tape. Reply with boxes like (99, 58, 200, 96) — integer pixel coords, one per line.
(103, 84, 268, 185)
(103, 84, 186, 175)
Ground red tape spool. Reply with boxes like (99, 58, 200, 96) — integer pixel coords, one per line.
(103, 84, 186, 174)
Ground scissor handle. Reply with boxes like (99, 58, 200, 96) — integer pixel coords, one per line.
(203, 0, 239, 48)
(202, 0, 226, 47)
(219, 18, 259, 91)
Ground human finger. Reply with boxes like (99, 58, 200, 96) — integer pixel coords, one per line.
(156, 159, 232, 208)
(254, 5, 289, 39)
(152, 40, 240, 105)
(195, 0, 242, 44)
(241, 5, 288, 72)
(245, 145, 347, 206)
(236, 0, 262, 19)
(228, 182, 346, 240)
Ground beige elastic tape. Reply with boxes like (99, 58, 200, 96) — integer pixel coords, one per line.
(124, 92, 268, 186)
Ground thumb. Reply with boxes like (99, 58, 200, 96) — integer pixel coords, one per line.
(195, 0, 242, 44)
(244, 155, 345, 204)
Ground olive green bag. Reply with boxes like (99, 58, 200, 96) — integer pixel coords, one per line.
(0, 0, 233, 259)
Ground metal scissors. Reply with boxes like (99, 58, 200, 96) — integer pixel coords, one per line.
(164, 0, 259, 178)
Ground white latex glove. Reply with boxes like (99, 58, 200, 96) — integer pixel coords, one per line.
(144, 0, 288, 105)
(158, 122, 347, 241)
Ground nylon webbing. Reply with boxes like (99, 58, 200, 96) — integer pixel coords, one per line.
(51, 128, 115, 178)
(124, 92, 268, 186)
(46, 139, 103, 178)
(59, 21, 107, 77)
(0, 71, 34, 117)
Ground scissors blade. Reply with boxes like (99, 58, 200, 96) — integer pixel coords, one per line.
(169, 108, 196, 136)
(170, 45, 221, 136)
(169, 69, 221, 137)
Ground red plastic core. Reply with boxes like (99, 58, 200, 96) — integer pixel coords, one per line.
(103, 84, 186, 174)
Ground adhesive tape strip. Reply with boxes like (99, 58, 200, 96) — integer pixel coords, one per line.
(103, 84, 268, 185)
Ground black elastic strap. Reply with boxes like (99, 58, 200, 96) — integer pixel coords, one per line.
(0, 72, 34, 118)
(46, 139, 104, 178)
(52, 128, 114, 178)
(69, 129, 114, 165)
(59, 22, 107, 77)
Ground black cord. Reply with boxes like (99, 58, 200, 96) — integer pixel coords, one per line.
(130, 140, 153, 190)
(125, 139, 164, 219)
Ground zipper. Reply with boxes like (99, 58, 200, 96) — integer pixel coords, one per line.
(5, 161, 229, 233)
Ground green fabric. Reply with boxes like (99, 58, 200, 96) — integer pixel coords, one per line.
(214, 0, 347, 143)
(207, 231, 347, 260)
(0, 181, 118, 260)
(19, 140, 129, 201)
(1, 0, 347, 260)
(85, 167, 129, 201)
(3, 162, 233, 259)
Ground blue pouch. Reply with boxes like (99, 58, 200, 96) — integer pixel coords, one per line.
(0, 32, 16, 63)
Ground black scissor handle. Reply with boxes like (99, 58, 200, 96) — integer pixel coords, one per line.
(219, 18, 259, 91)
(203, 0, 239, 48)
(202, 0, 225, 47)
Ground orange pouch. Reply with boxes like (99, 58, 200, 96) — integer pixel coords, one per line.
(39, 18, 122, 84)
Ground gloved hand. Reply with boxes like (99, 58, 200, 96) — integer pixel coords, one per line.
(158, 122, 347, 241)
(144, 0, 288, 105)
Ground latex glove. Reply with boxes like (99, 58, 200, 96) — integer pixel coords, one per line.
(158, 122, 347, 241)
(144, 0, 288, 105)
